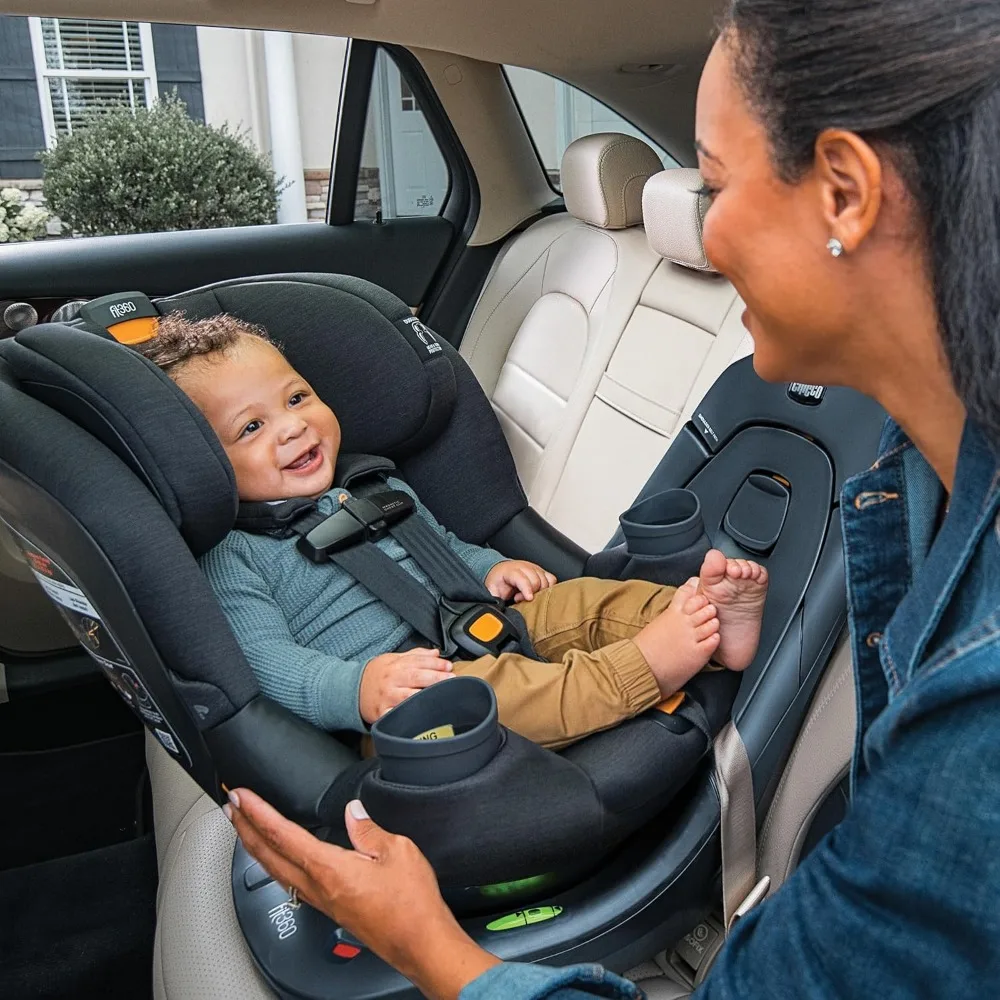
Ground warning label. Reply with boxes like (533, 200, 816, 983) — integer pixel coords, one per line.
(30, 572, 98, 616)
(1, 518, 190, 764)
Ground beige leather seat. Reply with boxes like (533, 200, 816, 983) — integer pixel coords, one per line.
(461, 132, 665, 518)
(462, 157, 752, 552)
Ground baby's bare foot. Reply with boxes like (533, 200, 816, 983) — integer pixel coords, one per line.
(697, 549, 768, 671)
(634, 580, 721, 698)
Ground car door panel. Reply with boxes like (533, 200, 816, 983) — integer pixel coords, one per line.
(0, 217, 454, 307)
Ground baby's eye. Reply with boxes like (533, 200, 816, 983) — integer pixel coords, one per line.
(696, 181, 719, 201)
(289, 391, 307, 406)
(239, 419, 262, 439)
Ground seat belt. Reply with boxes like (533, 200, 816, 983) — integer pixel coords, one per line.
(235, 458, 538, 661)
(713, 721, 770, 933)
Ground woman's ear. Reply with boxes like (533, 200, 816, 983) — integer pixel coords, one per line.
(814, 129, 883, 254)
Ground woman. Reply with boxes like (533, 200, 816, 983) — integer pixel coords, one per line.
(228, 0, 1000, 995)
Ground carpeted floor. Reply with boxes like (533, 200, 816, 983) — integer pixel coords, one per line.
(0, 679, 156, 997)
(0, 730, 148, 871)
(0, 834, 157, 999)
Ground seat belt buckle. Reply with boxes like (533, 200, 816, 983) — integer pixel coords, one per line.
(439, 599, 521, 659)
(342, 490, 414, 542)
(297, 508, 368, 562)
(296, 491, 415, 562)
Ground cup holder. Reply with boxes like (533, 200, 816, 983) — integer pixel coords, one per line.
(619, 488, 706, 555)
(371, 675, 502, 786)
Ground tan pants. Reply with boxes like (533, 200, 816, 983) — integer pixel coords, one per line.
(453, 577, 676, 750)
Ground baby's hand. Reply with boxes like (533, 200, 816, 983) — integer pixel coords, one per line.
(485, 560, 557, 603)
(360, 648, 453, 724)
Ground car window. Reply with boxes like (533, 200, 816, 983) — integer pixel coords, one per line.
(0, 15, 350, 240)
(355, 48, 449, 221)
(504, 65, 677, 190)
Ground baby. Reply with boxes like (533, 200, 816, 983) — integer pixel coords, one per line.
(140, 313, 769, 750)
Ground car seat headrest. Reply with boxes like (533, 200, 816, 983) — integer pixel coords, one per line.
(1, 325, 237, 556)
(153, 275, 458, 458)
(642, 168, 718, 273)
(1, 274, 519, 553)
(561, 132, 663, 230)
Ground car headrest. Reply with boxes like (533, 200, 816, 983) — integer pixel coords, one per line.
(642, 168, 717, 273)
(1, 274, 526, 554)
(561, 133, 663, 230)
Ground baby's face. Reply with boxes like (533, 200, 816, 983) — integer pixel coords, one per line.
(178, 338, 340, 501)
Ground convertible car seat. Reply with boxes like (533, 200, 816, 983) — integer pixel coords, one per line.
(0, 258, 885, 999)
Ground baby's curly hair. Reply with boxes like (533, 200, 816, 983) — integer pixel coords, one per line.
(136, 312, 278, 377)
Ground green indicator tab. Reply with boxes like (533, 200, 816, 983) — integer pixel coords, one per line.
(486, 906, 563, 932)
(478, 873, 555, 898)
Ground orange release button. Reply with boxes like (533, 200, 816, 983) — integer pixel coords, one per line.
(468, 612, 504, 643)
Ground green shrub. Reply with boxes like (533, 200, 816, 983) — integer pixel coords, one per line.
(41, 95, 283, 236)
(0, 187, 50, 242)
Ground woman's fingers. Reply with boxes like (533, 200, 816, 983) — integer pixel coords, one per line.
(229, 795, 316, 896)
(233, 787, 322, 868)
(344, 799, 391, 860)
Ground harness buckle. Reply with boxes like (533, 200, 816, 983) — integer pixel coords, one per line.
(297, 490, 415, 562)
(439, 599, 522, 659)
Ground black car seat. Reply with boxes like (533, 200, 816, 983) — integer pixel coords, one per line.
(0, 229, 886, 999)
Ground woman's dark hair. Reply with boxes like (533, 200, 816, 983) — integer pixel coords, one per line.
(722, 0, 1000, 446)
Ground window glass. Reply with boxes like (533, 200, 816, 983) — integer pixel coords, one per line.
(33, 18, 156, 135)
(355, 49, 449, 221)
(0, 14, 346, 240)
(504, 65, 677, 189)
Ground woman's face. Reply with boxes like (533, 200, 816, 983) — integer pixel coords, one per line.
(695, 36, 865, 387)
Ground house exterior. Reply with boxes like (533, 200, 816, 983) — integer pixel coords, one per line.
(0, 15, 669, 231)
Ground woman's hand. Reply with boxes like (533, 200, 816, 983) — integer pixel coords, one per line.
(226, 789, 500, 1000)
(485, 560, 557, 603)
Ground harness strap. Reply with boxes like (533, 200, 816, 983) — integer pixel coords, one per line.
(328, 542, 446, 648)
(234, 453, 540, 660)
(387, 515, 492, 604)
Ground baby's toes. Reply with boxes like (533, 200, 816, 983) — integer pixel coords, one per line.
(698, 631, 721, 651)
(690, 603, 717, 626)
(695, 618, 720, 641)
(683, 591, 710, 614)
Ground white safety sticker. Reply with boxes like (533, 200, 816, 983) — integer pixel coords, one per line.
(29, 570, 98, 616)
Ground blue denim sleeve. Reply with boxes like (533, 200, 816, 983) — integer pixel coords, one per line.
(460, 962, 643, 1000)
(692, 678, 1000, 998)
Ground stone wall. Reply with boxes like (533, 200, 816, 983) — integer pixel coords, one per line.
(2, 179, 63, 236)
(355, 167, 381, 221)
(303, 168, 329, 221)
(304, 167, 382, 222)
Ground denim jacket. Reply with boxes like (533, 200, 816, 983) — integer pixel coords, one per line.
(461, 418, 1000, 1000)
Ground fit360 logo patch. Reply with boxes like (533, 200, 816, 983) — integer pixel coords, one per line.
(268, 901, 299, 940)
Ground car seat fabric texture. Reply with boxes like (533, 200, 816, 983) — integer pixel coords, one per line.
(155, 274, 528, 545)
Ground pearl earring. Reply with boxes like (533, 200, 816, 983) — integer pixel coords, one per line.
(827, 237, 844, 258)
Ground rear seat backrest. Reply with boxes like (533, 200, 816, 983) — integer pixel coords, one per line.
(460, 133, 663, 498)
(541, 169, 752, 550)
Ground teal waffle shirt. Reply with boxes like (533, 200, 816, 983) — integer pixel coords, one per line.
(199, 476, 505, 733)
